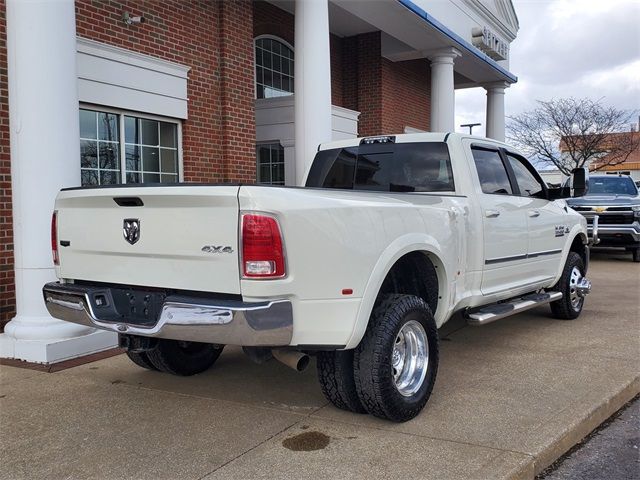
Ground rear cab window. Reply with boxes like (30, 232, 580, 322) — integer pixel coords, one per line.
(306, 142, 455, 193)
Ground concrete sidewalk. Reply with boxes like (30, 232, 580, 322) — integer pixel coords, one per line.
(1, 252, 638, 480)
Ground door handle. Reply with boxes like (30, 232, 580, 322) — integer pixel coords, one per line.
(485, 209, 500, 218)
(528, 210, 541, 218)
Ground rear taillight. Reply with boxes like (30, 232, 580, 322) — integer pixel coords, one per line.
(51, 210, 59, 266)
(241, 213, 285, 278)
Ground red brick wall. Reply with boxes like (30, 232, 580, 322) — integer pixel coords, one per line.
(75, 0, 256, 183)
(219, 0, 256, 182)
(381, 58, 430, 134)
(348, 32, 384, 137)
(343, 32, 430, 136)
(0, 0, 14, 329)
(253, 0, 293, 46)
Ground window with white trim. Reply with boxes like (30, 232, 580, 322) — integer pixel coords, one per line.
(255, 36, 294, 99)
(79, 108, 180, 185)
(256, 143, 285, 185)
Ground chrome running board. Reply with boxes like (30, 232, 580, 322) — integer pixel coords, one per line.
(465, 291, 563, 326)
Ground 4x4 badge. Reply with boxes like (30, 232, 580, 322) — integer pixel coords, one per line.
(123, 219, 140, 245)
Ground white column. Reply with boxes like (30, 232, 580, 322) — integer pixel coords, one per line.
(294, 0, 332, 186)
(281, 139, 296, 186)
(484, 81, 509, 142)
(0, 0, 116, 363)
(427, 47, 461, 133)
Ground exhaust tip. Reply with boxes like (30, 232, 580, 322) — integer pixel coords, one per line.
(272, 349, 310, 372)
(296, 354, 310, 372)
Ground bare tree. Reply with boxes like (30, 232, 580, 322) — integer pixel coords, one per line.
(507, 98, 639, 176)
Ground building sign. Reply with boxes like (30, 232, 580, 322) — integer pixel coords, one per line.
(471, 27, 509, 61)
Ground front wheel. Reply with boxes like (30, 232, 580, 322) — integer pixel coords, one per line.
(147, 340, 224, 376)
(354, 294, 439, 422)
(632, 248, 640, 263)
(550, 252, 586, 320)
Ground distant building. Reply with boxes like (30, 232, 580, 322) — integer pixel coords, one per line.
(589, 132, 640, 181)
(557, 130, 640, 182)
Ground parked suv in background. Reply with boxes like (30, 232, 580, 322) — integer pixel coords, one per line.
(567, 175, 640, 262)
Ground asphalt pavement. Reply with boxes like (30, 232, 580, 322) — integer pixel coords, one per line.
(539, 396, 640, 480)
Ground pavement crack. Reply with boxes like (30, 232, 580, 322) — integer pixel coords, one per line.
(196, 422, 301, 479)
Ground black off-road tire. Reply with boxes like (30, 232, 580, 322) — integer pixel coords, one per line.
(632, 248, 640, 263)
(147, 339, 224, 376)
(550, 252, 586, 320)
(317, 350, 366, 413)
(125, 351, 159, 371)
(354, 294, 439, 422)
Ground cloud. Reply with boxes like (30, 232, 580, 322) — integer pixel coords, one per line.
(455, 0, 640, 135)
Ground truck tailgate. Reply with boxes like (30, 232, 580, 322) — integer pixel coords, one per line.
(55, 186, 241, 294)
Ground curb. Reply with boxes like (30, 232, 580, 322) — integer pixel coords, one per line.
(512, 375, 640, 479)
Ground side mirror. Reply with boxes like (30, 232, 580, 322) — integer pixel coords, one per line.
(570, 167, 588, 197)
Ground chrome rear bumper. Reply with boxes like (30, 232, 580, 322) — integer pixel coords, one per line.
(43, 282, 293, 346)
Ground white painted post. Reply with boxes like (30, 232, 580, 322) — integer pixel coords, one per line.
(294, 0, 332, 186)
(427, 47, 461, 133)
(484, 82, 509, 142)
(0, 0, 116, 363)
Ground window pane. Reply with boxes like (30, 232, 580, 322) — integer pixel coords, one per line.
(161, 174, 178, 183)
(142, 146, 160, 172)
(125, 145, 141, 171)
(160, 149, 178, 173)
(81, 169, 99, 186)
(472, 149, 513, 195)
(144, 173, 160, 183)
(140, 119, 159, 146)
(126, 172, 141, 184)
(99, 142, 119, 169)
(272, 163, 284, 184)
(257, 146, 271, 165)
(507, 154, 543, 197)
(80, 140, 98, 168)
(125, 116, 139, 144)
(98, 113, 119, 142)
(263, 51, 272, 69)
(100, 170, 120, 185)
(79, 110, 97, 140)
(259, 164, 271, 183)
(159, 122, 177, 148)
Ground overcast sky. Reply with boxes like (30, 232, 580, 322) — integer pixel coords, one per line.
(455, 0, 640, 137)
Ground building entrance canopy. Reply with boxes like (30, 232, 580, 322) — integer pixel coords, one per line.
(269, 0, 517, 88)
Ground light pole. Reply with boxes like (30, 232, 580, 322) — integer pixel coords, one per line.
(460, 122, 481, 135)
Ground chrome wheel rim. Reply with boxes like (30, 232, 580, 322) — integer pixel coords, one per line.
(568, 266, 584, 311)
(391, 320, 429, 397)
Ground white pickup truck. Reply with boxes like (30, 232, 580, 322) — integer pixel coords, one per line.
(44, 133, 593, 422)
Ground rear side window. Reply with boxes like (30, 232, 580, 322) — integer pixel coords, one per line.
(306, 142, 454, 193)
(472, 148, 512, 195)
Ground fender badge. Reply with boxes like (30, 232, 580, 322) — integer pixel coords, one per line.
(202, 245, 234, 254)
